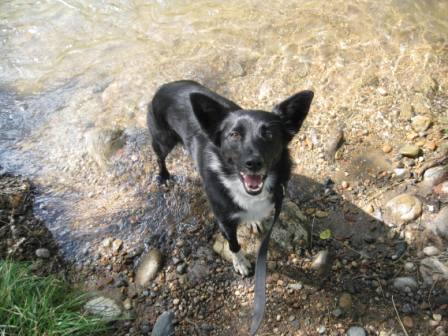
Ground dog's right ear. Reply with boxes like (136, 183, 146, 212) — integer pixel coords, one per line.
(190, 93, 229, 144)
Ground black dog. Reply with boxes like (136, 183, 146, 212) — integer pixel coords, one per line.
(148, 80, 313, 275)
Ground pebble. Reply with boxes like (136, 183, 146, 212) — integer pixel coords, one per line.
(311, 250, 330, 271)
(341, 181, 349, 189)
(123, 298, 132, 310)
(176, 263, 187, 274)
(393, 277, 418, 292)
(420, 257, 448, 285)
(404, 262, 415, 272)
(84, 296, 121, 320)
(35, 248, 50, 259)
(385, 194, 422, 223)
(423, 246, 440, 256)
(276, 314, 281, 321)
(399, 144, 421, 158)
(112, 239, 123, 252)
(382, 143, 393, 153)
(102, 237, 113, 248)
(346, 326, 367, 336)
(173, 298, 180, 305)
(402, 316, 414, 329)
(332, 308, 343, 318)
(135, 249, 162, 287)
(411, 115, 432, 132)
(339, 292, 353, 310)
(288, 315, 295, 322)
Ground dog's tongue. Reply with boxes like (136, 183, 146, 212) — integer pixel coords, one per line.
(243, 174, 262, 188)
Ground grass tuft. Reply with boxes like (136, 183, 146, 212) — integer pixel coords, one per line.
(0, 260, 110, 336)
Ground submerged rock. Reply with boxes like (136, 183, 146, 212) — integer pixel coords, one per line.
(85, 127, 126, 168)
(385, 194, 422, 225)
(84, 296, 121, 320)
(135, 249, 162, 287)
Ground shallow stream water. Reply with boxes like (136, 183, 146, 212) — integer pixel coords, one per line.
(1, 0, 447, 260)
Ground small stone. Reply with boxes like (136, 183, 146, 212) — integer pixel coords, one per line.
(425, 141, 437, 151)
(315, 210, 329, 218)
(135, 249, 162, 287)
(420, 257, 448, 285)
(173, 298, 180, 305)
(339, 292, 353, 310)
(423, 246, 440, 257)
(433, 314, 442, 322)
(393, 277, 418, 292)
(151, 311, 175, 336)
(402, 316, 414, 329)
(404, 262, 415, 272)
(400, 102, 414, 120)
(35, 248, 50, 259)
(176, 263, 187, 274)
(311, 250, 330, 272)
(411, 115, 432, 132)
(318, 325, 326, 334)
(399, 144, 421, 158)
(423, 166, 448, 187)
(385, 194, 422, 224)
(112, 239, 123, 253)
(288, 282, 303, 291)
(288, 315, 295, 322)
(332, 308, 343, 318)
(123, 298, 132, 310)
(382, 143, 393, 153)
(102, 237, 113, 248)
(341, 181, 349, 189)
(346, 326, 367, 336)
(84, 296, 121, 320)
(426, 207, 448, 239)
(276, 314, 281, 321)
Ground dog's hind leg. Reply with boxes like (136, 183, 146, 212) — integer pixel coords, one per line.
(152, 140, 175, 184)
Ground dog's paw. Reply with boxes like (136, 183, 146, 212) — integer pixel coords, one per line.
(247, 221, 264, 234)
(232, 251, 252, 276)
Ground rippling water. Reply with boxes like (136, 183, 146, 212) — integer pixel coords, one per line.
(1, 0, 447, 259)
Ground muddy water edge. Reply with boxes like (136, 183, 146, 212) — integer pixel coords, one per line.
(1, 0, 448, 335)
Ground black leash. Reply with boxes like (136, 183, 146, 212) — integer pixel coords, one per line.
(249, 184, 284, 336)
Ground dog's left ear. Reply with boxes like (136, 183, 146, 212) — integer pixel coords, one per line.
(190, 93, 230, 144)
(273, 90, 314, 142)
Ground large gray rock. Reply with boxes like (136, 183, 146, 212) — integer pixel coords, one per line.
(85, 127, 126, 168)
(385, 194, 422, 225)
(426, 207, 448, 239)
(420, 257, 448, 288)
(152, 311, 175, 336)
(393, 277, 418, 292)
(213, 200, 309, 262)
(135, 249, 162, 287)
(423, 166, 447, 187)
(84, 296, 121, 320)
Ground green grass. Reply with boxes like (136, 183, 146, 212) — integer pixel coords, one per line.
(0, 260, 110, 336)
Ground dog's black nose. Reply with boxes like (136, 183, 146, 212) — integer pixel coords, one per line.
(245, 157, 262, 171)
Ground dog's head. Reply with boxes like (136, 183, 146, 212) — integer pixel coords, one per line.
(190, 90, 313, 195)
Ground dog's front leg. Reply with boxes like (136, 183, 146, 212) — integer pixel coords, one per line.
(217, 219, 251, 276)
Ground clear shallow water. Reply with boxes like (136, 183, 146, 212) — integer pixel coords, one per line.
(1, 0, 447, 259)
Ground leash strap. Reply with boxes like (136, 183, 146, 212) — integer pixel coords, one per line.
(249, 185, 284, 336)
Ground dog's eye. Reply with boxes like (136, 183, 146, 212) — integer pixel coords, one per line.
(229, 131, 241, 140)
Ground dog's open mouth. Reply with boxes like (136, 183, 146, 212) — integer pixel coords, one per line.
(239, 172, 265, 195)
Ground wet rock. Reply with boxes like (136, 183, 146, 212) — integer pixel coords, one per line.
(102, 237, 113, 248)
(84, 296, 122, 320)
(151, 311, 175, 336)
(423, 246, 440, 257)
(411, 115, 432, 132)
(385, 194, 422, 224)
(426, 207, 448, 239)
(399, 144, 421, 158)
(393, 277, 418, 292)
(135, 249, 162, 287)
(325, 127, 344, 161)
(346, 326, 367, 336)
(35, 248, 50, 259)
(176, 263, 187, 274)
(85, 127, 126, 168)
(339, 292, 353, 310)
(419, 257, 448, 286)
